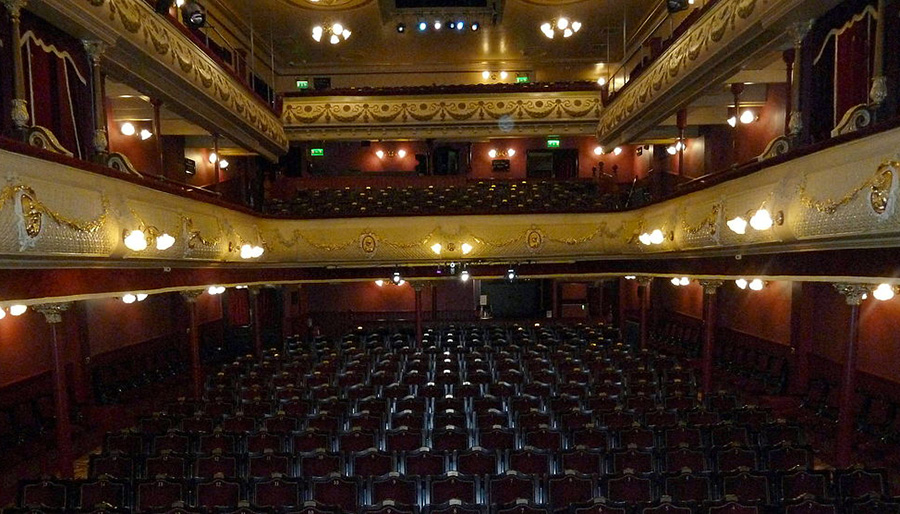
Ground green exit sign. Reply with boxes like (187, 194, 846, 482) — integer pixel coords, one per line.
(310, 148, 324, 157)
(516, 76, 529, 83)
(296, 79, 309, 89)
(547, 139, 561, 148)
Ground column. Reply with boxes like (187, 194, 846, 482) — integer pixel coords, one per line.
(787, 21, 814, 139)
(82, 40, 109, 162)
(249, 287, 263, 357)
(699, 280, 724, 398)
(637, 277, 653, 350)
(832, 283, 868, 468)
(34, 302, 74, 478)
(181, 290, 204, 400)
(2, 0, 30, 132)
(676, 108, 687, 175)
(151, 98, 164, 173)
(783, 49, 795, 136)
(869, 0, 887, 110)
(789, 282, 813, 395)
(730, 83, 744, 164)
(413, 283, 423, 346)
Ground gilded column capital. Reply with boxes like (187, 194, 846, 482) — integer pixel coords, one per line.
(34, 302, 71, 324)
(180, 290, 204, 303)
(699, 280, 724, 295)
(412, 282, 425, 292)
(636, 276, 654, 287)
(0, 0, 27, 19)
(82, 40, 109, 65)
(832, 283, 869, 306)
(787, 20, 815, 46)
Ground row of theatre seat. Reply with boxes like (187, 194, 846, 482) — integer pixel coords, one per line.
(265, 181, 618, 219)
(9, 323, 899, 513)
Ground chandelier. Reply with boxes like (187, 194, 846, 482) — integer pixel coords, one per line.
(540, 17, 582, 39)
(312, 22, 351, 44)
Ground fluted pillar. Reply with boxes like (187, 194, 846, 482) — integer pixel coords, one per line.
(34, 302, 74, 478)
(82, 40, 110, 161)
(181, 290, 205, 400)
(787, 20, 814, 138)
(699, 280, 724, 398)
(832, 283, 868, 467)
(2, 0, 30, 133)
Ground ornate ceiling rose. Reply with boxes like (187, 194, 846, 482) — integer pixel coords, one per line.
(281, 0, 373, 10)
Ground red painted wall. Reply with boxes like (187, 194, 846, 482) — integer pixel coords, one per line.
(718, 280, 793, 345)
(306, 280, 475, 314)
(0, 312, 53, 387)
(657, 280, 703, 319)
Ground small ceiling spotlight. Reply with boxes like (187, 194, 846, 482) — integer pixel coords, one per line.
(455, 20, 465, 30)
(448, 21, 456, 29)
(460, 267, 470, 282)
(873, 283, 896, 301)
(433, 20, 442, 30)
(181, 1, 206, 28)
(392, 270, 403, 285)
(396, 23, 406, 33)
(471, 22, 479, 31)
(9, 304, 27, 316)
(506, 267, 517, 281)
(418, 21, 428, 31)
(735, 278, 748, 289)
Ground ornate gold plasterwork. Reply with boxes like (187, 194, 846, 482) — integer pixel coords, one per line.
(281, 0, 373, 9)
(682, 204, 720, 237)
(81, 0, 287, 155)
(0, 184, 109, 235)
(870, 168, 893, 215)
(596, 0, 811, 145)
(797, 160, 900, 215)
(283, 93, 601, 140)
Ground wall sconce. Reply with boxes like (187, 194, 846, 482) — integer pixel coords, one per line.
(666, 141, 685, 155)
(624, 275, 636, 280)
(208, 152, 230, 169)
(593, 146, 604, 156)
(612, 147, 623, 156)
(638, 228, 671, 246)
(229, 241, 265, 259)
(727, 208, 783, 234)
(735, 278, 766, 290)
(428, 241, 475, 256)
(123, 227, 176, 252)
(120, 122, 153, 141)
(670, 277, 691, 286)
(122, 293, 149, 304)
(727, 108, 758, 127)
(488, 148, 516, 159)
(872, 283, 896, 301)
(376, 149, 407, 160)
(207, 286, 226, 295)
(8, 304, 27, 316)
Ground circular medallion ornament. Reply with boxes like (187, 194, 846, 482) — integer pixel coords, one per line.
(359, 233, 378, 255)
(526, 229, 544, 251)
(281, 0, 372, 10)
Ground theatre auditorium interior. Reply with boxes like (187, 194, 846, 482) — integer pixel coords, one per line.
(2, 0, 900, 512)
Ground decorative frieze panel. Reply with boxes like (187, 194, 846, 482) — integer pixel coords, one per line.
(0, 127, 899, 267)
(283, 92, 601, 140)
(596, 0, 841, 147)
(31, 0, 288, 160)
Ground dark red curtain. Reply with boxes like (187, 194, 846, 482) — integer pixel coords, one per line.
(226, 289, 251, 327)
(20, 12, 93, 159)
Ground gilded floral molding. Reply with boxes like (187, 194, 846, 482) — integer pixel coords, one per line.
(1, 128, 900, 267)
(597, 0, 831, 146)
(283, 92, 601, 140)
(48, 0, 289, 158)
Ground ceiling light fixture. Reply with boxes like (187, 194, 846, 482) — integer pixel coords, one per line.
(460, 268, 470, 282)
(396, 23, 406, 33)
(488, 148, 515, 159)
(506, 267, 517, 281)
(540, 17, 582, 39)
(312, 22, 351, 44)
(593, 146, 604, 156)
(9, 305, 27, 316)
(418, 21, 428, 31)
(748, 279, 765, 291)
(471, 22, 479, 31)
(613, 147, 623, 156)
(392, 270, 403, 285)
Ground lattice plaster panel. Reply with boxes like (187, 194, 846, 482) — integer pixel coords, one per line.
(677, 198, 721, 249)
(19, 179, 115, 257)
(182, 212, 225, 260)
(790, 167, 900, 240)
